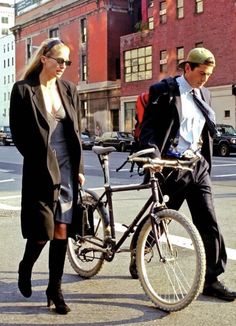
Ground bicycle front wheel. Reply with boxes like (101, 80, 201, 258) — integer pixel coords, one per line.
(136, 209, 206, 312)
(67, 192, 109, 278)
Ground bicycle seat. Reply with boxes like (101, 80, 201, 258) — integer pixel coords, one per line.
(92, 146, 117, 155)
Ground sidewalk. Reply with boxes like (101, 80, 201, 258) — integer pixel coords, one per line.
(0, 182, 236, 325)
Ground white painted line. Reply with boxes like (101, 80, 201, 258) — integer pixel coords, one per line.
(111, 168, 131, 172)
(226, 248, 236, 261)
(102, 221, 236, 261)
(0, 178, 15, 183)
(213, 163, 236, 167)
(0, 203, 235, 260)
(0, 169, 13, 173)
(168, 234, 236, 261)
(0, 203, 20, 210)
(214, 174, 236, 178)
(0, 195, 21, 200)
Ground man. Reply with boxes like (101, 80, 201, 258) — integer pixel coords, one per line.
(139, 47, 236, 301)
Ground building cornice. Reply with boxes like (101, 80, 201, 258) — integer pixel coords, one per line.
(77, 80, 121, 94)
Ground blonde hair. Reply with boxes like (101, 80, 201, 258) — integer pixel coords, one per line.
(20, 38, 69, 80)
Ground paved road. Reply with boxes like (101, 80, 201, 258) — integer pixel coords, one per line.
(0, 147, 236, 325)
(0, 182, 236, 325)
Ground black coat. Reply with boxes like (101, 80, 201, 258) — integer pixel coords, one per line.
(10, 77, 84, 240)
(140, 77, 213, 172)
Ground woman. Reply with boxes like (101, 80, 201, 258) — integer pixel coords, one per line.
(10, 38, 85, 314)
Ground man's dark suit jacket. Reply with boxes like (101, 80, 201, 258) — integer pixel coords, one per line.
(139, 77, 213, 173)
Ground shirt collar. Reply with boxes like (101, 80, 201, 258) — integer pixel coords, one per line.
(177, 75, 193, 94)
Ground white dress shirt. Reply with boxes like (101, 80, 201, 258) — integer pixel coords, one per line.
(167, 75, 206, 157)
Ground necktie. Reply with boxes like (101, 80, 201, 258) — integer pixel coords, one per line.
(191, 90, 217, 137)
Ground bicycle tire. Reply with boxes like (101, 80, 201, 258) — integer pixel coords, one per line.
(67, 192, 108, 278)
(136, 209, 206, 312)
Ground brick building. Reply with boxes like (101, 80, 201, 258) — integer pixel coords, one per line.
(11, 0, 236, 134)
(12, 0, 138, 135)
(120, 0, 236, 131)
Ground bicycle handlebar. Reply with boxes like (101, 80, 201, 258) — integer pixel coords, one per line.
(128, 149, 201, 171)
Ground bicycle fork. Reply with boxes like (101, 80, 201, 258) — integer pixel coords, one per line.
(149, 174, 175, 263)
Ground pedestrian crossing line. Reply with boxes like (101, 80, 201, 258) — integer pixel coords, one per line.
(214, 174, 236, 178)
(0, 195, 21, 200)
(0, 203, 20, 210)
(0, 178, 15, 183)
(114, 221, 236, 261)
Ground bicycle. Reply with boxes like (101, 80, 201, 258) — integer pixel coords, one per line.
(67, 146, 206, 312)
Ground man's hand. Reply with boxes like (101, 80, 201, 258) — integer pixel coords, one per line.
(78, 173, 85, 186)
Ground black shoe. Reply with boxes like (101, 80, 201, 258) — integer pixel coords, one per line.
(18, 261, 32, 298)
(203, 280, 236, 302)
(46, 284, 71, 315)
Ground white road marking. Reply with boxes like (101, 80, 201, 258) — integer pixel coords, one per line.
(0, 195, 21, 200)
(0, 184, 236, 260)
(0, 178, 15, 183)
(0, 203, 20, 210)
(214, 174, 236, 178)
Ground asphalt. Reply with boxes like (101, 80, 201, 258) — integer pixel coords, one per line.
(0, 182, 236, 325)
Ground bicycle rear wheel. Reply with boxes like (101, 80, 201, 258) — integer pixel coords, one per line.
(136, 209, 206, 312)
(67, 192, 109, 278)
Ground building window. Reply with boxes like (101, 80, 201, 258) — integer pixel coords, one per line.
(176, 46, 184, 67)
(12, 74, 14, 82)
(124, 46, 152, 82)
(82, 55, 87, 81)
(195, 42, 203, 47)
(111, 110, 119, 131)
(7, 59, 10, 67)
(3, 44, 5, 53)
(3, 60, 6, 68)
(160, 50, 168, 73)
(12, 57, 14, 65)
(4, 76, 6, 84)
(116, 58, 120, 79)
(27, 38, 32, 60)
(224, 110, 230, 118)
(49, 28, 59, 38)
(124, 101, 136, 132)
(148, 16, 154, 30)
(176, 0, 184, 19)
(195, 0, 204, 13)
(159, 1, 167, 24)
(1, 28, 8, 35)
(81, 100, 87, 118)
(81, 18, 87, 43)
(1, 17, 8, 24)
(148, 0, 154, 7)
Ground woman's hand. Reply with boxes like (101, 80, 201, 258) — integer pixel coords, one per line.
(78, 173, 85, 186)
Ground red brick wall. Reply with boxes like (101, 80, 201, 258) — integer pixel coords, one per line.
(87, 11, 108, 82)
(107, 11, 133, 81)
(121, 0, 236, 97)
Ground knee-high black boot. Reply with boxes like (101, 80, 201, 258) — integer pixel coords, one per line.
(46, 239, 70, 314)
(18, 240, 46, 298)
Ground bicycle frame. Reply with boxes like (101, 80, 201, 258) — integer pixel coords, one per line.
(92, 150, 166, 255)
(68, 147, 205, 312)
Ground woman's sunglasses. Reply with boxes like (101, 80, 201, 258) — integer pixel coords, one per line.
(47, 56, 72, 67)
